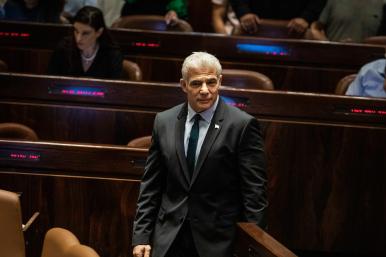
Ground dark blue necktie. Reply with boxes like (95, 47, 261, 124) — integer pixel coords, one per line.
(187, 114, 201, 176)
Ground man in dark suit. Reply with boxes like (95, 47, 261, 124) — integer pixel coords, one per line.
(132, 52, 267, 257)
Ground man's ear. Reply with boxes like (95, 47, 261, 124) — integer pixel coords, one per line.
(218, 74, 223, 86)
(180, 78, 188, 93)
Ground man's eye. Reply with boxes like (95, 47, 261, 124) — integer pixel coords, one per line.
(191, 82, 202, 87)
(207, 80, 217, 86)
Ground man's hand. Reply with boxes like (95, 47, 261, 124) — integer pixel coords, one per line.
(165, 10, 178, 25)
(133, 245, 151, 257)
(240, 13, 260, 34)
(287, 18, 309, 34)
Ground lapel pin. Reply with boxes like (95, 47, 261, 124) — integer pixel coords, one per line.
(215, 124, 220, 129)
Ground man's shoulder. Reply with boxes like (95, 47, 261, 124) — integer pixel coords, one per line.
(360, 59, 386, 74)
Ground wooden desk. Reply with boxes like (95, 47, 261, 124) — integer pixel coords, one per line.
(0, 21, 384, 93)
(0, 140, 146, 257)
(1, 73, 386, 256)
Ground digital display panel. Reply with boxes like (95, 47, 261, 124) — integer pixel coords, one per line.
(131, 41, 160, 48)
(335, 107, 386, 117)
(0, 31, 30, 38)
(221, 95, 249, 109)
(236, 43, 290, 56)
(0, 150, 40, 162)
(48, 83, 106, 98)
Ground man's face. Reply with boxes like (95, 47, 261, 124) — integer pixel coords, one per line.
(181, 67, 221, 113)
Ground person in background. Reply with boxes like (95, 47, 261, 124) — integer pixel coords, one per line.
(15, 0, 65, 23)
(132, 52, 267, 257)
(211, 0, 240, 35)
(97, 0, 124, 27)
(48, 6, 123, 79)
(121, 0, 187, 26)
(229, 0, 326, 36)
(62, 0, 97, 22)
(346, 58, 386, 98)
(310, 0, 384, 43)
(0, 0, 24, 20)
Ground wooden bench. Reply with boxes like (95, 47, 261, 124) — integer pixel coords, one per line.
(0, 21, 384, 93)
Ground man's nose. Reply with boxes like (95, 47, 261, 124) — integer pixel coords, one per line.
(200, 83, 209, 93)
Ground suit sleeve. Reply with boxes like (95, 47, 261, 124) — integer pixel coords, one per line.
(229, 0, 252, 19)
(132, 115, 166, 246)
(237, 117, 268, 228)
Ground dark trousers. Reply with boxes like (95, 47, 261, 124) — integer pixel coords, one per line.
(165, 221, 200, 257)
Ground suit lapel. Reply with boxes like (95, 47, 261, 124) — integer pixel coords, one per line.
(190, 99, 226, 186)
(175, 103, 191, 184)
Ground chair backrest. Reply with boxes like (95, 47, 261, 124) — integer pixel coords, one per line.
(122, 60, 143, 81)
(112, 15, 193, 32)
(233, 19, 306, 39)
(0, 189, 25, 257)
(221, 69, 274, 90)
(64, 244, 100, 257)
(363, 36, 386, 45)
(0, 123, 38, 140)
(0, 59, 8, 72)
(127, 135, 152, 149)
(335, 74, 357, 95)
(41, 228, 80, 257)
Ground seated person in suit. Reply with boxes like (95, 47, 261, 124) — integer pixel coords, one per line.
(229, 0, 326, 36)
(0, 0, 24, 20)
(121, 0, 187, 25)
(48, 6, 123, 79)
(310, 0, 384, 43)
(346, 59, 386, 98)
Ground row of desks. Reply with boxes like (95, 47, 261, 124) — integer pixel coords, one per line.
(0, 21, 385, 93)
(0, 140, 295, 257)
(1, 73, 386, 256)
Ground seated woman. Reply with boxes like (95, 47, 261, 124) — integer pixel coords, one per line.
(48, 6, 123, 79)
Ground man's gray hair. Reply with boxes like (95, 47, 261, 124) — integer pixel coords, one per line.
(181, 52, 222, 81)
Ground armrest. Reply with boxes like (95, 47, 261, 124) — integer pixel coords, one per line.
(234, 223, 297, 257)
(22, 212, 40, 232)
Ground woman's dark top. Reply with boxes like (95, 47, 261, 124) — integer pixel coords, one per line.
(48, 38, 123, 79)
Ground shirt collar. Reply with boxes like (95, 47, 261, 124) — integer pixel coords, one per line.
(187, 95, 219, 123)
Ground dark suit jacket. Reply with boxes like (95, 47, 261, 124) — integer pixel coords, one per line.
(47, 38, 123, 79)
(132, 98, 268, 257)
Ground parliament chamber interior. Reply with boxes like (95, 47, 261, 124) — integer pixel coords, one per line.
(0, 0, 386, 257)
